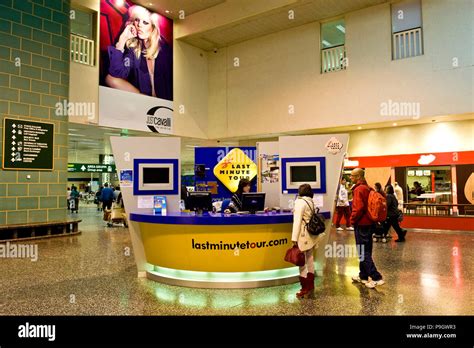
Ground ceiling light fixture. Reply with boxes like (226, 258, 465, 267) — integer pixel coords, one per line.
(392, 123, 398, 126)
(68, 133, 86, 137)
(357, 126, 362, 130)
(165, 10, 170, 13)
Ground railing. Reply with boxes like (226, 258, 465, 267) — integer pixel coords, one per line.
(70, 34, 95, 66)
(393, 27, 423, 60)
(321, 44, 346, 73)
(403, 203, 474, 217)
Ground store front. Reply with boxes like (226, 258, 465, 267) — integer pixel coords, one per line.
(344, 151, 474, 231)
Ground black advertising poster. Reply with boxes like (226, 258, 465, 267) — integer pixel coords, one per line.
(2, 118, 54, 171)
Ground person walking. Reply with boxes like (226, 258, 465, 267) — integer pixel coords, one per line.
(350, 168, 384, 289)
(393, 182, 404, 210)
(95, 186, 103, 211)
(384, 185, 407, 242)
(66, 187, 71, 211)
(291, 184, 325, 299)
(101, 183, 114, 211)
(335, 177, 353, 231)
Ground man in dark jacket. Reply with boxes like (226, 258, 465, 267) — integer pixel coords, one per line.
(349, 168, 384, 289)
(101, 183, 114, 211)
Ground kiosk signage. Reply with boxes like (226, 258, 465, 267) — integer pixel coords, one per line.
(213, 148, 258, 193)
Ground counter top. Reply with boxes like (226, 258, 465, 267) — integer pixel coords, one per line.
(130, 211, 330, 225)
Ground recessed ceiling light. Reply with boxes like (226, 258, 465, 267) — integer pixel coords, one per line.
(357, 126, 362, 130)
(68, 133, 86, 137)
(392, 123, 397, 126)
(165, 10, 170, 13)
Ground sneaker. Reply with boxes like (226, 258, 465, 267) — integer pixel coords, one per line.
(336, 227, 344, 231)
(352, 275, 368, 284)
(346, 226, 354, 231)
(365, 279, 385, 288)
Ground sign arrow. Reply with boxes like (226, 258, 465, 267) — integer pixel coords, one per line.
(12, 130, 16, 134)
(11, 141, 16, 145)
(12, 135, 16, 140)
(12, 124, 16, 128)
(12, 147, 16, 151)
(81, 165, 86, 171)
(11, 152, 15, 157)
(11, 158, 15, 162)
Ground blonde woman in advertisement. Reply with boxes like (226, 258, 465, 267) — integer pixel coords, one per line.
(106, 5, 172, 100)
(291, 184, 324, 299)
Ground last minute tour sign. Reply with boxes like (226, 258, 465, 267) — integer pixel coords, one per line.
(213, 148, 258, 193)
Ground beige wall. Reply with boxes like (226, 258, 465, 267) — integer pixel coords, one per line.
(207, 0, 473, 139)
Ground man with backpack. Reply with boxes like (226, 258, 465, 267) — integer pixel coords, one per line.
(349, 168, 385, 289)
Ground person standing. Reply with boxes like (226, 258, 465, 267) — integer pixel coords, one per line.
(101, 183, 114, 211)
(384, 185, 407, 242)
(227, 178, 251, 213)
(291, 184, 325, 299)
(70, 186, 80, 213)
(350, 168, 384, 289)
(393, 182, 404, 210)
(335, 177, 353, 231)
(66, 187, 71, 211)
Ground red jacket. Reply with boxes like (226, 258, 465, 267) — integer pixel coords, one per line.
(350, 179, 373, 226)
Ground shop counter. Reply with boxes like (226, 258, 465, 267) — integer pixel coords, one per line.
(129, 211, 330, 288)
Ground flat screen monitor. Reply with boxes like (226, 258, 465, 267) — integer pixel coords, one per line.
(290, 165, 317, 182)
(143, 167, 170, 184)
(187, 191, 212, 214)
(242, 192, 266, 214)
(285, 161, 322, 190)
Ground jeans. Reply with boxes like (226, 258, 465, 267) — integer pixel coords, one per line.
(354, 224, 382, 281)
(103, 200, 113, 210)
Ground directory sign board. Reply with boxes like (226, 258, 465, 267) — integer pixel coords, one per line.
(2, 118, 54, 170)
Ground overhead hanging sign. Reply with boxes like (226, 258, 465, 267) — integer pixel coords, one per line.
(2, 118, 54, 171)
(68, 163, 116, 173)
(213, 148, 258, 193)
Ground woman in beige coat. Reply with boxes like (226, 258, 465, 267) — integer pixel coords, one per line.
(292, 184, 324, 298)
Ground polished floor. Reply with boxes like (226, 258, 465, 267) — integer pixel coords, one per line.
(0, 205, 472, 316)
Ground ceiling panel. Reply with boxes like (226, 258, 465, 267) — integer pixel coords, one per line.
(181, 0, 390, 50)
(134, 0, 226, 19)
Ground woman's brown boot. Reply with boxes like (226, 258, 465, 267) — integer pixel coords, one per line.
(304, 273, 315, 298)
(296, 276, 309, 299)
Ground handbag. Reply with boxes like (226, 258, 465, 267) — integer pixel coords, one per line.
(301, 199, 326, 236)
(397, 209, 404, 223)
(284, 245, 305, 266)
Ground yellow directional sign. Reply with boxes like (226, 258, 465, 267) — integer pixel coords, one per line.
(213, 148, 257, 193)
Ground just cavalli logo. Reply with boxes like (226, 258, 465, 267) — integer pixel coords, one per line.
(146, 106, 173, 133)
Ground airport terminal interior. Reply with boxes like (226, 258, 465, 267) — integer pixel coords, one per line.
(0, 0, 473, 317)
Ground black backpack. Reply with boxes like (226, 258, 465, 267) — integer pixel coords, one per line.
(301, 199, 326, 236)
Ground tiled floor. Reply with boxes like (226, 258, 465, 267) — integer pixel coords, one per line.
(0, 206, 472, 315)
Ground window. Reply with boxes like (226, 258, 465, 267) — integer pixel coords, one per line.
(391, 0, 423, 60)
(320, 19, 346, 73)
(70, 7, 96, 66)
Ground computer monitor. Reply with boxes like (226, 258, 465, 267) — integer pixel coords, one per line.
(285, 162, 322, 190)
(187, 191, 213, 214)
(242, 192, 266, 214)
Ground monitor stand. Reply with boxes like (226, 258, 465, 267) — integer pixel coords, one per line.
(195, 209, 210, 216)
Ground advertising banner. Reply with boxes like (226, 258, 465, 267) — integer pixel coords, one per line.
(99, 0, 173, 134)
